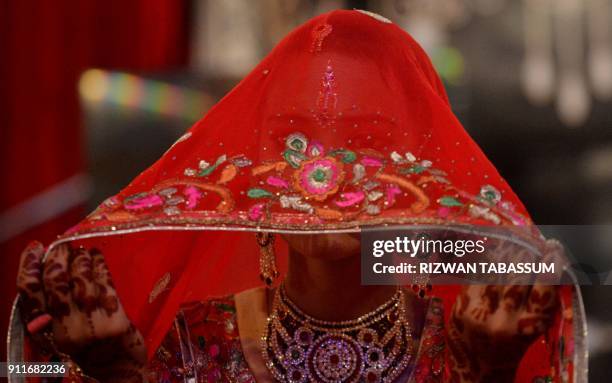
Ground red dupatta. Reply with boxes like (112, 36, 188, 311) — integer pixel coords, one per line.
(9, 10, 586, 382)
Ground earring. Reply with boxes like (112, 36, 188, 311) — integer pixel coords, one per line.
(409, 274, 431, 299)
(257, 232, 278, 288)
(411, 282, 432, 299)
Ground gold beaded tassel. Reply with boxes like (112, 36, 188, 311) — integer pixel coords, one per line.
(257, 232, 279, 288)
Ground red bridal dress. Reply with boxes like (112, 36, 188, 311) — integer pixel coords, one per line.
(9, 10, 586, 383)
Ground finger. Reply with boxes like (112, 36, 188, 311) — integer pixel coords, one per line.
(516, 310, 551, 337)
(478, 285, 502, 313)
(459, 285, 502, 323)
(42, 244, 73, 320)
(513, 283, 558, 337)
(16, 241, 47, 322)
(91, 249, 121, 317)
(501, 285, 530, 311)
(453, 285, 472, 318)
(526, 284, 558, 316)
(70, 247, 99, 314)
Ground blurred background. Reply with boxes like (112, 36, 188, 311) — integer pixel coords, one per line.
(1, 0, 611, 379)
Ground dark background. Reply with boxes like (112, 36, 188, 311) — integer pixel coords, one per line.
(1, 0, 611, 380)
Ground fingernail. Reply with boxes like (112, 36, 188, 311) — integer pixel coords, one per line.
(26, 314, 52, 334)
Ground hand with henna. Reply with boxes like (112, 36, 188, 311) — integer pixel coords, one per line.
(16, 241, 147, 382)
(447, 284, 558, 383)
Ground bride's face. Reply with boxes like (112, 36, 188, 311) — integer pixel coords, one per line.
(281, 233, 361, 260)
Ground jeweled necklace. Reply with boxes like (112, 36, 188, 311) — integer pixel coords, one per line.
(261, 285, 414, 383)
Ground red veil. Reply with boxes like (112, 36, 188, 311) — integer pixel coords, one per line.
(9, 10, 586, 382)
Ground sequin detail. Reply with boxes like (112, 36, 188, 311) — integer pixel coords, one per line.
(79, 132, 530, 236)
(149, 273, 171, 303)
(314, 63, 338, 128)
(147, 297, 255, 383)
(147, 294, 447, 383)
(310, 22, 333, 53)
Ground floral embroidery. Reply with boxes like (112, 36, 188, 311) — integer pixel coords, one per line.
(80, 132, 530, 234)
(293, 157, 344, 200)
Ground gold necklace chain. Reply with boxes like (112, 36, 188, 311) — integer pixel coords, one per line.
(261, 285, 414, 383)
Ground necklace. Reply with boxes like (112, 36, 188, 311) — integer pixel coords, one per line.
(261, 285, 414, 383)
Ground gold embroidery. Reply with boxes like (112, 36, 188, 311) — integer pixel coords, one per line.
(149, 272, 171, 304)
(314, 207, 344, 220)
(375, 173, 430, 213)
(217, 164, 238, 184)
(252, 162, 287, 176)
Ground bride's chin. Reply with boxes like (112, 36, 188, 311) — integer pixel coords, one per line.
(282, 233, 361, 260)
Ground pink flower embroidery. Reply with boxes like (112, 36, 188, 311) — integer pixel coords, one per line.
(293, 157, 344, 201)
(266, 176, 289, 189)
(307, 141, 324, 157)
(184, 186, 203, 209)
(335, 191, 365, 207)
(248, 203, 265, 221)
(361, 156, 383, 167)
(385, 185, 401, 206)
(124, 194, 163, 210)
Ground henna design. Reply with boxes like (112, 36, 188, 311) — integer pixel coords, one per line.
(502, 286, 525, 311)
(70, 248, 99, 315)
(17, 242, 147, 382)
(17, 241, 46, 321)
(517, 316, 547, 336)
(451, 308, 465, 333)
(527, 287, 555, 314)
(449, 282, 559, 382)
(42, 245, 72, 320)
(75, 326, 146, 383)
(91, 249, 120, 317)
(456, 290, 470, 317)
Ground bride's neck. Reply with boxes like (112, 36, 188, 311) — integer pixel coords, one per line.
(282, 248, 396, 322)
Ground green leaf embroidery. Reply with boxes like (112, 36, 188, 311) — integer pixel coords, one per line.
(438, 196, 463, 207)
(283, 149, 306, 168)
(197, 155, 226, 177)
(247, 188, 273, 198)
(329, 149, 356, 163)
(399, 165, 426, 174)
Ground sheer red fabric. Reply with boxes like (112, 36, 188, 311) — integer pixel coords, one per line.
(11, 10, 584, 382)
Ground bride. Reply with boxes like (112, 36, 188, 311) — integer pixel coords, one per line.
(13, 9, 584, 383)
